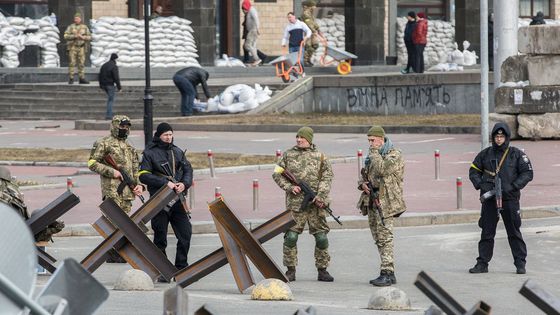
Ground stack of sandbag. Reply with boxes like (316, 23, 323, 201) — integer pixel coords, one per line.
(0, 13, 60, 68)
(214, 54, 246, 67)
(90, 16, 200, 68)
(396, 17, 455, 67)
(203, 84, 272, 114)
(311, 13, 345, 66)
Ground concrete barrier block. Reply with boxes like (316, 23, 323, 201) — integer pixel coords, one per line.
(489, 113, 518, 139)
(519, 25, 560, 54)
(527, 55, 560, 86)
(501, 55, 528, 83)
(495, 86, 560, 114)
(518, 113, 560, 139)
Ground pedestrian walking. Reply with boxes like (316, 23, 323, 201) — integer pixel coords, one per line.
(63, 12, 91, 84)
(412, 12, 428, 74)
(242, 0, 262, 66)
(272, 127, 335, 282)
(401, 11, 417, 74)
(468, 123, 533, 274)
(357, 126, 406, 286)
(139, 122, 193, 282)
(281, 12, 312, 74)
(172, 67, 211, 116)
(99, 53, 122, 120)
(88, 115, 144, 263)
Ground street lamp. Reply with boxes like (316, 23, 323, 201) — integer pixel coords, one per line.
(143, 0, 153, 145)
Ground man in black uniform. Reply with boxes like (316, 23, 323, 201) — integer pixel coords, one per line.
(139, 122, 193, 281)
(468, 122, 533, 274)
(172, 67, 211, 116)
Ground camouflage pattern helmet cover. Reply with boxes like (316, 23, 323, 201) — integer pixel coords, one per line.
(111, 115, 132, 138)
(0, 166, 11, 181)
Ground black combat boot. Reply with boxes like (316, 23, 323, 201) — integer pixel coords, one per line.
(68, 78, 74, 84)
(516, 265, 526, 274)
(317, 268, 334, 282)
(369, 270, 392, 286)
(468, 262, 488, 273)
(386, 271, 397, 284)
(285, 266, 296, 282)
(79, 78, 90, 84)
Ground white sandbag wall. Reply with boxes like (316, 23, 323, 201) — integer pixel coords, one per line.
(0, 13, 60, 68)
(90, 16, 200, 68)
(311, 13, 345, 66)
(396, 17, 455, 67)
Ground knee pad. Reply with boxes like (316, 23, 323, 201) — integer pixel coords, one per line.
(314, 232, 329, 250)
(284, 230, 299, 248)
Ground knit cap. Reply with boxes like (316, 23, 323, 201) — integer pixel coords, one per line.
(367, 125, 385, 138)
(297, 126, 314, 144)
(155, 122, 173, 138)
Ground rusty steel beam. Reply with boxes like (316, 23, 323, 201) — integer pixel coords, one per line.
(99, 198, 178, 281)
(36, 248, 57, 274)
(414, 271, 466, 315)
(464, 301, 492, 315)
(81, 186, 176, 273)
(27, 191, 80, 234)
(520, 279, 560, 315)
(175, 209, 294, 288)
(212, 212, 254, 292)
(207, 198, 287, 282)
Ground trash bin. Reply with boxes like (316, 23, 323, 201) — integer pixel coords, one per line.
(18, 45, 41, 67)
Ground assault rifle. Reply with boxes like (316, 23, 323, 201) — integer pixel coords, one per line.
(478, 160, 503, 218)
(281, 168, 342, 225)
(104, 154, 145, 203)
(160, 162, 191, 218)
(360, 168, 385, 226)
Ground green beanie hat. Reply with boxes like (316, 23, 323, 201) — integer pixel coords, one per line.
(367, 125, 385, 138)
(297, 126, 314, 144)
(74, 12, 82, 18)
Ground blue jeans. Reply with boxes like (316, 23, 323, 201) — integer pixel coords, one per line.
(173, 74, 195, 116)
(103, 85, 116, 119)
(289, 45, 305, 67)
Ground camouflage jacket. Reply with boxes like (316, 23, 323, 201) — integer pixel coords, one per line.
(88, 135, 139, 201)
(357, 147, 406, 218)
(0, 178, 29, 219)
(301, 7, 320, 33)
(272, 144, 333, 212)
(64, 23, 91, 48)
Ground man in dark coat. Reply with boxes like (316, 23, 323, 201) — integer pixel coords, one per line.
(401, 11, 416, 74)
(172, 67, 211, 116)
(468, 122, 533, 274)
(139, 122, 193, 282)
(99, 53, 122, 120)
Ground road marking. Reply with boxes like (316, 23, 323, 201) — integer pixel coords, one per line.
(250, 139, 278, 142)
(397, 137, 455, 144)
(405, 160, 421, 163)
(449, 161, 471, 164)
(553, 164, 560, 167)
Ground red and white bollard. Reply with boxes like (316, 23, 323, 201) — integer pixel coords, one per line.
(67, 176, 73, 191)
(253, 179, 259, 212)
(207, 149, 216, 178)
(275, 149, 282, 159)
(357, 149, 363, 178)
(434, 149, 441, 180)
(214, 186, 222, 199)
(456, 177, 463, 209)
(189, 179, 195, 209)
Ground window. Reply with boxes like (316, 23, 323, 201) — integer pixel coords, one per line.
(519, 0, 550, 18)
(397, 0, 447, 20)
(0, 0, 48, 18)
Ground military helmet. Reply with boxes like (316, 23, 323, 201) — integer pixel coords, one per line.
(0, 166, 11, 181)
(302, 0, 317, 7)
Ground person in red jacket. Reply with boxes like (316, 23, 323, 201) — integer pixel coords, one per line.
(412, 12, 428, 73)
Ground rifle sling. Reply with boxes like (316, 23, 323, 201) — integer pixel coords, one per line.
(483, 147, 510, 177)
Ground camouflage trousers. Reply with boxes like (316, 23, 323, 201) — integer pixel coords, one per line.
(304, 36, 319, 65)
(368, 208, 395, 272)
(68, 46, 86, 79)
(283, 208, 330, 269)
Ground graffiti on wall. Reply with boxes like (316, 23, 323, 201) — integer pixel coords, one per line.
(347, 84, 452, 109)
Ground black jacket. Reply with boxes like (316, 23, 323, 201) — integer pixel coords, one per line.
(174, 67, 211, 99)
(99, 60, 121, 90)
(139, 138, 193, 196)
(404, 20, 416, 43)
(469, 123, 533, 201)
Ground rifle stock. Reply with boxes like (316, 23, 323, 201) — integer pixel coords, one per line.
(361, 168, 385, 226)
(161, 162, 191, 218)
(103, 154, 145, 203)
(281, 169, 342, 225)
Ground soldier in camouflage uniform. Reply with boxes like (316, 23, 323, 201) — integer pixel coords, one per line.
(357, 126, 406, 286)
(301, 0, 322, 66)
(0, 166, 65, 242)
(64, 12, 91, 85)
(272, 126, 335, 282)
(88, 115, 143, 262)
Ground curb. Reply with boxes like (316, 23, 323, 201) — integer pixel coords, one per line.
(56, 205, 560, 237)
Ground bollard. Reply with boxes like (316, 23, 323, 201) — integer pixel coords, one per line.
(207, 149, 216, 178)
(456, 177, 463, 209)
(357, 149, 363, 178)
(189, 180, 195, 209)
(214, 187, 221, 199)
(275, 149, 282, 159)
(67, 176, 73, 191)
(253, 179, 259, 212)
(434, 150, 441, 180)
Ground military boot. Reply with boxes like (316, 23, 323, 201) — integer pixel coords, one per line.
(317, 268, 334, 282)
(369, 270, 392, 286)
(68, 78, 74, 84)
(79, 78, 90, 84)
(386, 271, 397, 284)
(468, 262, 488, 273)
(285, 266, 296, 282)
